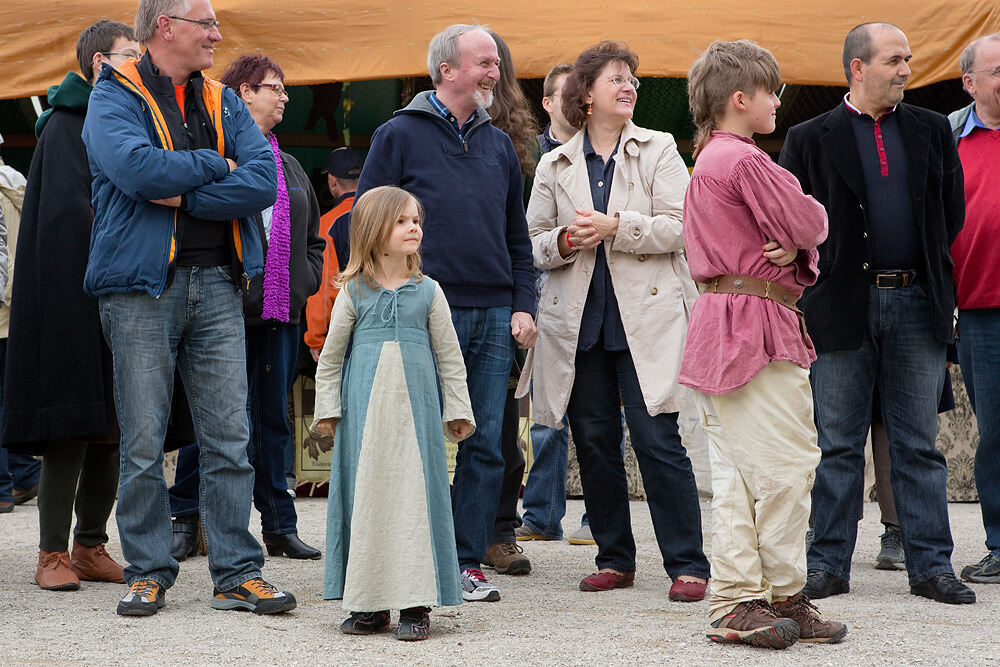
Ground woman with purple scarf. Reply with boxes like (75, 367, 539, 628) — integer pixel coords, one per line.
(168, 55, 325, 561)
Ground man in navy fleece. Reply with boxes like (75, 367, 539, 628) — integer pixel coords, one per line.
(356, 23, 537, 603)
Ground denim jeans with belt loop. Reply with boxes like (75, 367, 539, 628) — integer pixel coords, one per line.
(100, 267, 264, 590)
(809, 283, 955, 586)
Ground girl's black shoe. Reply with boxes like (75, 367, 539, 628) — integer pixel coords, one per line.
(396, 607, 431, 641)
(340, 610, 390, 635)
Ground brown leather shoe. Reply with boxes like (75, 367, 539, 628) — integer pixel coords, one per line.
(483, 543, 532, 575)
(707, 599, 800, 649)
(70, 542, 125, 583)
(13, 483, 39, 505)
(35, 550, 81, 591)
(773, 593, 848, 643)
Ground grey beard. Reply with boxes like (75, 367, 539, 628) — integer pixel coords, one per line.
(474, 88, 494, 110)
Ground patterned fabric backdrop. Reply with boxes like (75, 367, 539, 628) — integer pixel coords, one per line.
(938, 366, 980, 502)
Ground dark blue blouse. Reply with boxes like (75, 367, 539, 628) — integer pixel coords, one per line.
(577, 132, 628, 352)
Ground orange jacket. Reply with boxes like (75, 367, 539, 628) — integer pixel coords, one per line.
(304, 194, 354, 350)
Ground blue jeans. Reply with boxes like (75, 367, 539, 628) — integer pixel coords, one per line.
(99, 267, 264, 590)
(568, 347, 710, 578)
(810, 284, 955, 586)
(521, 416, 571, 539)
(0, 338, 42, 502)
(170, 323, 300, 535)
(956, 308, 1000, 555)
(449, 306, 514, 571)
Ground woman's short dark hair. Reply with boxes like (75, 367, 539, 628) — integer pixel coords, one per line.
(220, 54, 285, 91)
(561, 41, 639, 130)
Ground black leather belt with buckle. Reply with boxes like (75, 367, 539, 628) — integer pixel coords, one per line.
(870, 270, 917, 288)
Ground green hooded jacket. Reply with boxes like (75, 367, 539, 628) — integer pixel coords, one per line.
(35, 70, 92, 138)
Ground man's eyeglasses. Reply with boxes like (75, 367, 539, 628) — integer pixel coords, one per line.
(257, 82, 288, 97)
(970, 66, 1000, 78)
(101, 51, 141, 59)
(168, 16, 221, 31)
(606, 75, 640, 90)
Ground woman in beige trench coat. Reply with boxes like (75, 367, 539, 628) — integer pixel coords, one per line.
(522, 40, 710, 601)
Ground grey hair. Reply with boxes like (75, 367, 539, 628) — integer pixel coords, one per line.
(960, 33, 1000, 74)
(134, 0, 189, 44)
(427, 24, 490, 85)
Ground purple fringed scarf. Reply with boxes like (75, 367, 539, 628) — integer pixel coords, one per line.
(261, 132, 291, 322)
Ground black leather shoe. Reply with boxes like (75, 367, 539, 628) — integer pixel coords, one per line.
(171, 516, 202, 562)
(263, 533, 321, 560)
(801, 569, 849, 599)
(910, 573, 976, 604)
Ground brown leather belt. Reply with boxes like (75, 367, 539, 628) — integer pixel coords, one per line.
(703, 274, 812, 349)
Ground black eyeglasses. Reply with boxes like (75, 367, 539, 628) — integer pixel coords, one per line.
(168, 16, 221, 30)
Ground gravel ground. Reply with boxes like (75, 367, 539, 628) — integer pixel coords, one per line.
(0, 498, 995, 666)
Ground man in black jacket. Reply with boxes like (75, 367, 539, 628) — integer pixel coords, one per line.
(2, 20, 139, 593)
(779, 22, 975, 605)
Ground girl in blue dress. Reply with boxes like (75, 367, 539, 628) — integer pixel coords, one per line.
(312, 185, 475, 641)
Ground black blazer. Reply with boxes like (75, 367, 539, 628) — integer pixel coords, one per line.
(778, 102, 964, 352)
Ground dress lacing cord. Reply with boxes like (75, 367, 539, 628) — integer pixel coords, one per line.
(378, 283, 418, 340)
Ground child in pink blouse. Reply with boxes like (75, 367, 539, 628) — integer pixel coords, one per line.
(680, 40, 845, 649)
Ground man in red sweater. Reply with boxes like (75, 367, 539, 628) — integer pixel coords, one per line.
(948, 33, 1000, 585)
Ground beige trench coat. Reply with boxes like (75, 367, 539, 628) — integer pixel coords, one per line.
(517, 121, 697, 428)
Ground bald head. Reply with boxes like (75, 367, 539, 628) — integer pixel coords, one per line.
(842, 22, 905, 84)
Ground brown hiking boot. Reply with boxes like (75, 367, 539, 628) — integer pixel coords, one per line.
(483, 542, 531, 575)
(70, 542, 125, 583)
(774, 593, 848, 643)
(35, 550, 81, 591)
(707, 599, 800, 649)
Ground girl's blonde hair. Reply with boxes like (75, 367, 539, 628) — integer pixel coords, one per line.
(687, 40, 781, 158)
(337, 185, 424, 290)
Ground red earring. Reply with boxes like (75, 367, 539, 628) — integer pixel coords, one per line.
(586, 104, 593, 116)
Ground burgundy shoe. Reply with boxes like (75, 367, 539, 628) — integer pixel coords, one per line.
(669, 578, 708, 602)
(579, 570, 635, 592)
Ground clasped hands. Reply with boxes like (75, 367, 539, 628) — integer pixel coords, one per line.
(564, 208, 618, 250)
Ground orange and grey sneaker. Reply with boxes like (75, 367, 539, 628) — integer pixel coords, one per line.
(773, 593, 848, 643)
(211, 577, 296, 614)
(707, 599, 800, 649)
(117, 579, 166, 616)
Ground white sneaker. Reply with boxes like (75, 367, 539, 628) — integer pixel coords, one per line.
(461, 567, 501, 602)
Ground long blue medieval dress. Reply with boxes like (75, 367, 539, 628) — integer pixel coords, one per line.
(313, 275, 474, 612)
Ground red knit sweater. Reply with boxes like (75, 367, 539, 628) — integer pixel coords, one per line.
(952, 127, 1000, 309)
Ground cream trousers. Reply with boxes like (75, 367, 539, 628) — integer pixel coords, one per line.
(697, 361, 821, 621)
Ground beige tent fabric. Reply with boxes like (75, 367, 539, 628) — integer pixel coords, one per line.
(5, 1, 999, 100)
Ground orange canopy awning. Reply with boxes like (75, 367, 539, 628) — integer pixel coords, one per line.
(5, 1, 999, 100)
